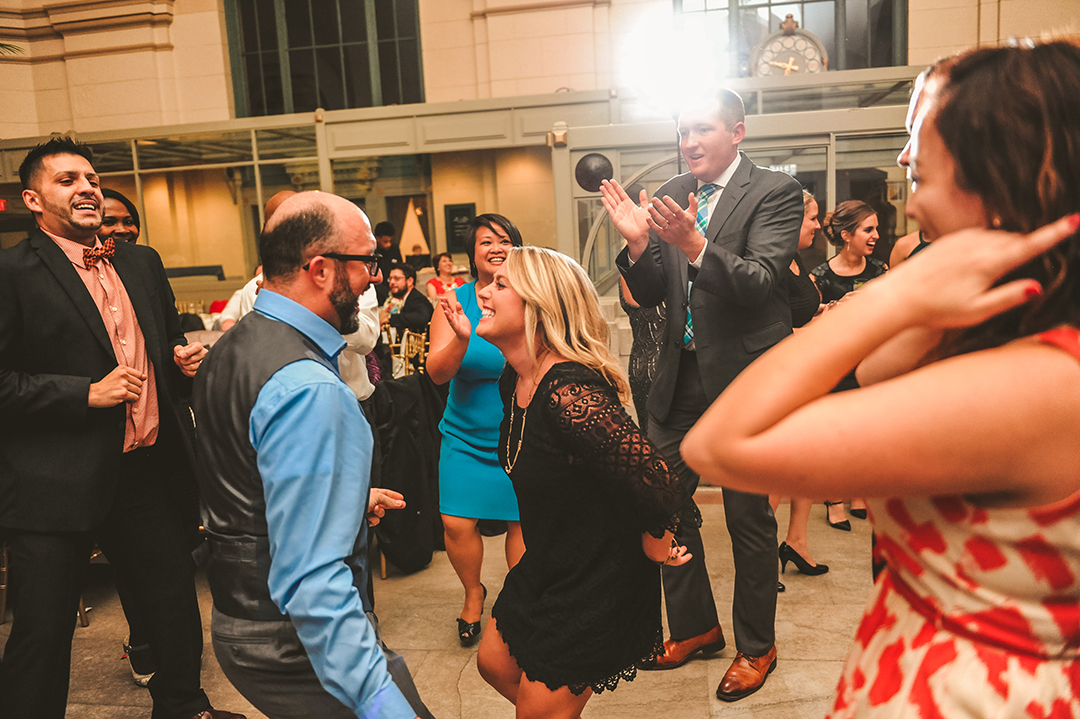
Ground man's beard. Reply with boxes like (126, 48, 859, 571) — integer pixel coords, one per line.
(330, 269, 361, 335)
(390, 285, 407, 299)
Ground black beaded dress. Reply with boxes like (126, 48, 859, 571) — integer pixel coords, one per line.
(810, 256, 888, 303)
(491, 362, 698, 695)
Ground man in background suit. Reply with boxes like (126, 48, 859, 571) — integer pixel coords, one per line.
(380, 264, 433, 335)
(601, 88, 802, 701)
(0, 138, 242, 719)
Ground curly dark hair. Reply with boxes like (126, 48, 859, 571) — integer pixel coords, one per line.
(929, 39, 1080, 358)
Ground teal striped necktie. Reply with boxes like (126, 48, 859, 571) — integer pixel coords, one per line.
(685, 183, 718, 347)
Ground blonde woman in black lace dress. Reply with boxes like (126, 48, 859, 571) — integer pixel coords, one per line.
(472, 246, 696, 719)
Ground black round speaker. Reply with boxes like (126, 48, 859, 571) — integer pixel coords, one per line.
(574, 153, 614, 193)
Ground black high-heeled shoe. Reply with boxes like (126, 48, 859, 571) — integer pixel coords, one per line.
(850, 507, 868, 520)
(824, 501, 851, 531)
(457, 584, 487, 647)
(779, 542, 829, 576)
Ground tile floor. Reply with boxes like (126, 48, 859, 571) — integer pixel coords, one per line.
(0, 490, 875, 718)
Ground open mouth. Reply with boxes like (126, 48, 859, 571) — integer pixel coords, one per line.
(480, 308, 494, 319)
(487, 256, 505, 264)
(73, 201, 98, 212)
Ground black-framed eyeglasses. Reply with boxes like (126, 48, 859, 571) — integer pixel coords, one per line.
(303, 252, 381, 275)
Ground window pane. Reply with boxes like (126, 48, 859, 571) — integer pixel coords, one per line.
(379, 41, 401, 104)
(285, 0, 313, 48)
(395, 0, 417, 38)
(398, 39, 421, 104)
(136, 131, 254, 170)
(256, 126, 318, 159)
(705, 0, 726, 9)
(290, 48, 318, 112)
(245, 53, 266, 115)
(869, 0, 894, 67)
(683, 0, 705, 10)
(257, 0, 279, 51)
(316, 46, 346, 110)
(312, 0, 341, 46)
(844, 0, 869, 69)
(341, 0, 368, 43)
(343, 44, 373, 107)
(803, 1, 836, 67)
(375, 0, 396, 39)
(263, 52, 286, 115)
(87, 142, 134, 174)
(238, 0, 259, 53)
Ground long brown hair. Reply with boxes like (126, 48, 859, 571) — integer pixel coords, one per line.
(931, 39, 1080, 357)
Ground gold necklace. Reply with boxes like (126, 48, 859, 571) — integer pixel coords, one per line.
(504, 358, 547, 474)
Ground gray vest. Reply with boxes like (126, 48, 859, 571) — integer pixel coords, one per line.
(192, 310, 368, 620)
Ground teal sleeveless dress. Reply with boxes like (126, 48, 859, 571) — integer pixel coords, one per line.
(438, 280, 520, 520)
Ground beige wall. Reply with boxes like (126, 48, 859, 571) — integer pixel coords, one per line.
(140, 168, 250, 280)
(431, 146, 556, 252)
(420, 0, 665, 102)
(908, 0, 1080, 66)
(0, 0, 231, 138)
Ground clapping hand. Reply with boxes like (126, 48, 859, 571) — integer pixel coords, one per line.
(599, 179, 651, 257)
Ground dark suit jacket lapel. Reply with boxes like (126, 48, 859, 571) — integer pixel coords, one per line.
(30, 230, 115, 358)
(111, 247, 164, 370)
(705, 151, 752, 240)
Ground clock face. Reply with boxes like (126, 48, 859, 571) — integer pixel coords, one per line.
(752, 30, 827, 77)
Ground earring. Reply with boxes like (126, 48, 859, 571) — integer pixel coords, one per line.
(991, 216, 1003, 228)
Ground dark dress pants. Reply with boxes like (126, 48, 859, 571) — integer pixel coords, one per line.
(0, 446, 211, 719)
(648, 350, 779, 657)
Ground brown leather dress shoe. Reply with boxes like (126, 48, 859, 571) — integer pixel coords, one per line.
(640, 624, 725, 670)
(716, 645, 777, 701)
(189, 711, 248, 719)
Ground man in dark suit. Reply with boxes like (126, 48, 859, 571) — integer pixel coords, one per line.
(0, 138, 243, 719)
(380, 264, 434, 334)
(601, 89, 802, 701)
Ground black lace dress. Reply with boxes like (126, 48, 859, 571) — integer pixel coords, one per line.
(491, 362, 698, 695)
(618, 286, 665, 437)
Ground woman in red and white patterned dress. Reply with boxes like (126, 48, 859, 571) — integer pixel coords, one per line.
(682, 40, 1080, 717)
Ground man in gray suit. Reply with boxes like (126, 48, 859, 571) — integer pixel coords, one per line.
(600, 88, 802, 701)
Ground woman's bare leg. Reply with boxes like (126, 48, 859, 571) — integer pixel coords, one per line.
(505, 521, 525, 569)
(784, 498, 819, 565)
(442, 514, 485, 623)
(477, 618, 523, 704)
(515, 676, 593, 719)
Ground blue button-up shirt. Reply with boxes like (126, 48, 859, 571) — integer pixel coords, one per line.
(249, 289, 413, 719)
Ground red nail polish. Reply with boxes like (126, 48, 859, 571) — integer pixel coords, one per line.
(1070, 213, 1080, 231)
(1025, 284, 1042, 299)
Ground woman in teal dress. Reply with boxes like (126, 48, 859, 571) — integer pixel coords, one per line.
(427, 213, 525, 646)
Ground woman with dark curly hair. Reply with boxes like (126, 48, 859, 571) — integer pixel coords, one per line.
(684, 39, 1080, 717)
(427, 213, 525, 647)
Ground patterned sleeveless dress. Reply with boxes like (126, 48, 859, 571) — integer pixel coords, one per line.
(828, 327, 1080, 718)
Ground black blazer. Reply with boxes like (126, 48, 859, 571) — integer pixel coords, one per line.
(617, 152, 803, 423)
(0, 229, 193, 531)
(388, 288, 434, 334)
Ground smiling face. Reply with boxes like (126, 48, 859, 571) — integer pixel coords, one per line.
(99, 197, 139, 244)
(387, 268, 411, 298)
(841, 213, 879, 257)
(438, 254, 454, 275)
(799, 199, 820, 250)
(473, 225, 514, 282)
(906, 115, 989, 241)
(475, 264, 527, 349)
(677, 98, 745, 183)
(22, 153, 103, 243)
